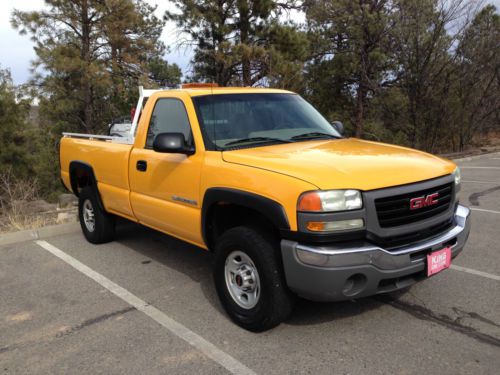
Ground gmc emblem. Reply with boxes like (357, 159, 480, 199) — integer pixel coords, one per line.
(409, 193, 439, 210)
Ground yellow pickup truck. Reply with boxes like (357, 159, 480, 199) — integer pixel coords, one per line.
(60, 84, 471, 331)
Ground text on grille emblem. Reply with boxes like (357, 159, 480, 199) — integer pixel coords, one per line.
(409, 193, 439, 210)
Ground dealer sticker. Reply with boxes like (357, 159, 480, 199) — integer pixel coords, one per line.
(427, 247, 452, 277)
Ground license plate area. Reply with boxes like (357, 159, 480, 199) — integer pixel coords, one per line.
(427, 247, 452, 277)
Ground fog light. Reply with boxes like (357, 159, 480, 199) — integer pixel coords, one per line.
(307, 219, 364, 232)
(342, 273, 368, 297)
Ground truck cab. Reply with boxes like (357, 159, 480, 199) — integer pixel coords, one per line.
(60, 84, 471, 331)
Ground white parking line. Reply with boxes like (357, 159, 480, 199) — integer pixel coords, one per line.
(470, 207, 500, 215)
(462, 180, 499, 184)
(35, 240, 256, 375)
(451, 265, 500, 281)
(460, 167, 500, 169)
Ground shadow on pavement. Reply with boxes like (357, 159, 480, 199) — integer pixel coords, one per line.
(113, 219, 389, 327)
(286, 297, 383, 326)
(113, 219, 223, 314)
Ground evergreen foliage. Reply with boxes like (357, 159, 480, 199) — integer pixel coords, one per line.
(1, 0, 498, 201)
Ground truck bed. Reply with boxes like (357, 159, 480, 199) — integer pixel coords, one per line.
(60, 136, 135, 219)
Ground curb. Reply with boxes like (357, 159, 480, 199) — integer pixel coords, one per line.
(451, 151, 500, 163)
(0, 222, 81, 247)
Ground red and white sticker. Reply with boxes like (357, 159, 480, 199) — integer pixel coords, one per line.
(427, 247, 452, 277)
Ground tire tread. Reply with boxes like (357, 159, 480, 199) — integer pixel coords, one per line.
(78, 187, 115, 244)
(214, 226, 293, 332)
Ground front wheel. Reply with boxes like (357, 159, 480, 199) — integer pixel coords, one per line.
(78, 187, 115, 244)
(214, 226, 293, 332)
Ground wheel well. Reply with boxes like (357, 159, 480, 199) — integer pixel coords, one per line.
(69, 162, 96, 197)
(205, 203, 279, 250)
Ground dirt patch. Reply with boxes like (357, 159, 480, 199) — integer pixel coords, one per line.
(0, 170, 78, 234)
(6, 311, 33, 322)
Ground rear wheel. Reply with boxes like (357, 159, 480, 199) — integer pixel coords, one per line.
(78, 187, 115, 244)
(214, 226, 293, 332)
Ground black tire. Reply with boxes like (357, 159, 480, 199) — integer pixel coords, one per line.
(78, 186, 115, 244)
(214, 226, 294, 332)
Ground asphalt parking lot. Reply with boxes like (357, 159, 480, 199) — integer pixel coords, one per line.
(1, 154, 499, 374)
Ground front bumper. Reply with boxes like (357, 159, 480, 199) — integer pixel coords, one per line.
(281, 204, 471, 302)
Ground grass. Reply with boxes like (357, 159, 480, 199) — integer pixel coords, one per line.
(0, 168, 76, 234)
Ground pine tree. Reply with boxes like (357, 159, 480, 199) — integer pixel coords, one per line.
(166, 0, 307, 87)
(148, 57, 183, 87)
(304, 0, 394, 137)
(452, 5, 500, 150)
(12, 0, 165, 134)
(0, 67, 31, 177)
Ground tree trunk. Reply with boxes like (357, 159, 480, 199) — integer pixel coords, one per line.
(242, 59, 251, 86)
(238, 2, 251, 86)
(355, 84, 366, 138)
(81, 0, 93, 133)
(408, 85, 419, 148)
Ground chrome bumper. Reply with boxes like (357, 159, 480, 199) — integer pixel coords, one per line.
(280, 205, 471, 301)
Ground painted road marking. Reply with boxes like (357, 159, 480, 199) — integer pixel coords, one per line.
(451, 265, 500, 281)
(460, 167, 500, 169)
(35, 240, 256, 375)
(470, 208, 500, 215)
(462, 180, 500, 184)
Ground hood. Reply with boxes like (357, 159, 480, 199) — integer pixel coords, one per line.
(222, 138, 456, 191)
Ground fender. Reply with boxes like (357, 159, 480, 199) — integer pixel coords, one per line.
(69, 161, 97, 196)
(201, 188, 290, 245)
(69, 161, 106, 212)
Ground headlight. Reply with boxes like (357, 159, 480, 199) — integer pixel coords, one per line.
(298, 190, 363, 212)
(453, 167, 461, 186)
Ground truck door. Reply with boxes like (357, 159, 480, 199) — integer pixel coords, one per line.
(128, 96, 203, 247)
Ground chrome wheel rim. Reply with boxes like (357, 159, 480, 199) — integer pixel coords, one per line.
(82, 199, 95, 232)
(224, 251, 261, 309)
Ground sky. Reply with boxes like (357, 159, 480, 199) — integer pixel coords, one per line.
(0, 0, 194, 85)
(0, 0, 497, 85)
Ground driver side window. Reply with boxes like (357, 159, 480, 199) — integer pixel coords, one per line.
(146, 99, 192, 148)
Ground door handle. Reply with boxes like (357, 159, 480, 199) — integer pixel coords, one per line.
(136, 160, 147, 172)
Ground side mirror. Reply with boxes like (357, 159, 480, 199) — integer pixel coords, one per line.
(153, 133, 195, 155)
(331, 121, 344, 135)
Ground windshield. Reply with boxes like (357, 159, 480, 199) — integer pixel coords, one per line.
(192, 93, 341, 150)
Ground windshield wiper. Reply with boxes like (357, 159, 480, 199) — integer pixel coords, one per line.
(225, 137, 291, 146)
(290, 132, 341, 140)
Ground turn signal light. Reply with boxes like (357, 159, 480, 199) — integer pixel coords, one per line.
(306, 219, 364, 232)
(297, 192, 322, 211)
